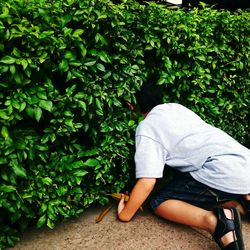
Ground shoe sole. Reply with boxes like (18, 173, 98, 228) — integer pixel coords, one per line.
(232, 207, 245, 250)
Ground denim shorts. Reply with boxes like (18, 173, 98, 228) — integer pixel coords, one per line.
(149, 171, 243, 211)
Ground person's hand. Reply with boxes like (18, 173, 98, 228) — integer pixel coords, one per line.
(118, 193, 126, 215)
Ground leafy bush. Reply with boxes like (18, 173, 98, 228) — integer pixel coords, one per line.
(181, 0, 250, 10)
(0, 0, 249, 248)
(134, 0, 250, 10)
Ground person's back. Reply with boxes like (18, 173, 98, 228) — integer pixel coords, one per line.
(135, 103, 250, 193)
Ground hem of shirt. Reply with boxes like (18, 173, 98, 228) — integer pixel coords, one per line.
(190, 172, 250, 195)
(135, 174, 163, 179)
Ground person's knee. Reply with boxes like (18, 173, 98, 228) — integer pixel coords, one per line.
(154, 200, 171, 216)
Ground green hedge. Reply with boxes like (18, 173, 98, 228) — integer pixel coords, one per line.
(0, 0, 249, 248)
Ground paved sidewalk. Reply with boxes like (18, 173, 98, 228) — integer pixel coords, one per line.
(10, 205, 250, 250)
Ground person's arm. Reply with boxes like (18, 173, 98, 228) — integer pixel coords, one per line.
(117, 178, 156, 222)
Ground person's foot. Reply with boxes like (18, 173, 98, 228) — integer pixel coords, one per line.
(222, 195, 250, 219)
(244, 194, 250, 201)
(240, 194, 250, 220)
(222, 200, 245, 215)
(212, 207, 244, 250)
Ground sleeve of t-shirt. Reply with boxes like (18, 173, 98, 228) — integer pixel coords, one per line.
(134, 135, 168, 179)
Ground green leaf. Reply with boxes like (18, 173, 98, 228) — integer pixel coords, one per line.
(59, 59, 69, 72)
(16, 143, 26, 153)
(18, 102, 26, 112)
(96, 172, 102, 180)
(56, 186, 68, 196)
(103, 71, 111, 79)
(78, 149, 98, 157)
(13, 72, 22, 84)
(75, 176, 82, 185)
(0, 157, 8, 165)
(71, 160, 84, 168)
(66, 0, 75, 6)
(47, 218, 55, 229)
(35, 107, 42, 122)
(12, 162, 27, 178)
(99, 51, 111, 63)
(37, 92, 47, 100)
(1, 126, 9, 138)
(95, 98, 103, 110)
(39, 100, 53, 112)
(37, 214, 46, 228)
(9, 65, 16, 74)
(35, 145, 48, 151)
(95, 33, 108, 46)
(73, 29, 84, 37)
(64, 51, 74, 59)
(74, 92, 85, 99)
(21, 59, 28, 70)
(196, 55, 206, 61)
(0, 184, 16, 193)
(128, 120, 135, 126)
(12, 100, 20, 109)
(30, 95, 40, 104)
(0, 110, 9, 120)
(238, 61, 244, 70)
(7, 236, 18, 247)
(22, 193, 33, 199)
(65, 118, 73, 128)
(84, 59, 96, 66)
(78, 100, 87, 111)
(96, 63, 105, 72)
(73, 169, 88, 177)
(26, 106, 34, 118)
(40, 203, 48, 214)
(0, 56, 16, 64)
(79, 44, 87, 57)
(0, 65, 8, 74)
(84, 159, 99, 167)
(41, 177, 53, 186)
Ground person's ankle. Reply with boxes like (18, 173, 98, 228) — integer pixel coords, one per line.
(204, 211, 217, 234)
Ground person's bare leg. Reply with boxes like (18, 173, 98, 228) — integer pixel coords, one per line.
(155, 199, 235, 247)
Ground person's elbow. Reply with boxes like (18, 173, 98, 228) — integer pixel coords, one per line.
(139, 178, 156, 193)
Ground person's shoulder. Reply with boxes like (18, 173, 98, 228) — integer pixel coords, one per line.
(151, 103, 201, 122)
(135, 119, 147, 135)
(135, 113, 157, 136)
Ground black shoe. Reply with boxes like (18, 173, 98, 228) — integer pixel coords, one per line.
(212, 207, 244, 250)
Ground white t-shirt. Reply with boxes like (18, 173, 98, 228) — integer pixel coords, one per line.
(135, 103, 250, 194)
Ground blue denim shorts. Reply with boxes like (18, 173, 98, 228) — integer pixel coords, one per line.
(149, 171, 243, 211)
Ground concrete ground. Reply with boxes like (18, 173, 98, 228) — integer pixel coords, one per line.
(9, 204, 250, 250)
